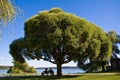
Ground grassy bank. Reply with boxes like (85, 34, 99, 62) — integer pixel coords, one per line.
(0, 73, 120, 80)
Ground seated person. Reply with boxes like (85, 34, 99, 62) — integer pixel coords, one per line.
(41, 68, 48, 75)
(48, 68, 54, 75)
(44, 68, 48, 74)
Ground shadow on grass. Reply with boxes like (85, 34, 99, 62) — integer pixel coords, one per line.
(53, 75, 80, 79)
(0, 75, 81, 80)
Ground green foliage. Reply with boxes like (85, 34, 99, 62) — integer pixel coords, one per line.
(107, 31, 120, 54)
(9, 38, 26, 62)
(77, 28, 112, 72)
(7, 61, 36, 73)
(9, 38, 36, 73)
(28, 67, 37, 73)
(0, 0, 15, 26)
(0, 0, 22, 38)
(10, 7, 113, 75)
(8, 67, 23, 73)
(24, 8, 112, 74)
(107, 31, 117, 43)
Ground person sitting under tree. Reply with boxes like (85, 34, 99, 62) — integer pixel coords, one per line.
(48, 68, 54, 75)
(41, 68, 48, 75)
(41, 68, 54, 76)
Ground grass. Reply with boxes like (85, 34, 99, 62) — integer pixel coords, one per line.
(0, 73, 120, 80)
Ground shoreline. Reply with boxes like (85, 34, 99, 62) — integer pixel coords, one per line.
(36, 66, 78, 69)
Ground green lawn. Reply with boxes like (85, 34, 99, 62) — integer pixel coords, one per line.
(0, 73, 120, 80)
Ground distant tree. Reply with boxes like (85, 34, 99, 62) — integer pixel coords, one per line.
(107, 31, 120, 54)
(107, 31, 117, 43)
(7, 61, 36, 73)
(23, 8, 112, 75)
(79, 31, 119, 72)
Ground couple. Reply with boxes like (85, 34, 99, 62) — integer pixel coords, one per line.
(41, 68, 54, 76)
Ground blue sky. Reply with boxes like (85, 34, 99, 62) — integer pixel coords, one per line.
(0, 0, 120, 68)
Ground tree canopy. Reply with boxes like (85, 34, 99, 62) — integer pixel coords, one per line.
(9, 8, 113, 76)
(9, 38, 36, 73)
(9, 38, 25, 63)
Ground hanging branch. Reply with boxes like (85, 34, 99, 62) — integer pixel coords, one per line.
(0, 0, 22, 38)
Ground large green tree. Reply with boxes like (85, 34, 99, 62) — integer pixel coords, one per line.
(23, 8, 112, 76)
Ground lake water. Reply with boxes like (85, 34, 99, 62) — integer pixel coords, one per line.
(36, 67, 85, 74)
(0, 67, 85, 75)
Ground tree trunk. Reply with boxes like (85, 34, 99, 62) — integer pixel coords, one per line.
(102, 65, 106, 72)
(57, 63, 62, 76)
